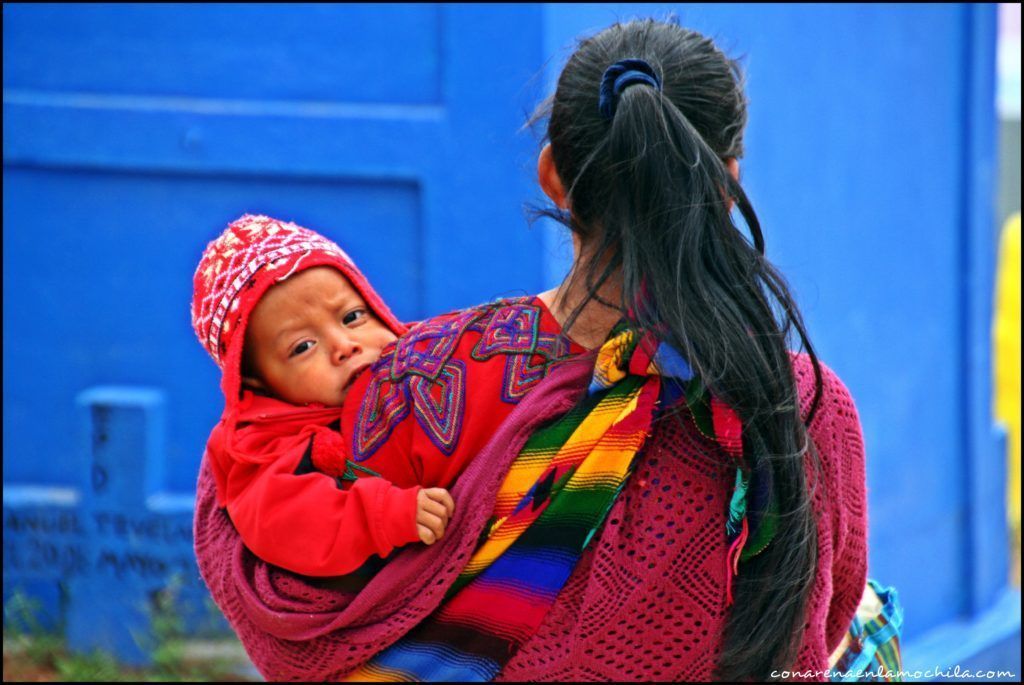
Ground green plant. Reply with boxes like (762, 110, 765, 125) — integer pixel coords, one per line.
(137, 573, 249, 681)
(4, 589, 63, 664)
(4, 587, 126, 680)
(52, 646, 125, 681)
(4, 583, 254, 682)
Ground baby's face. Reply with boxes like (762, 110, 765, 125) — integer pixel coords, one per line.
(243, 266, 397, 407)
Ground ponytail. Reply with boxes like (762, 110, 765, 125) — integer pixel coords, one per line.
(532, 18, 825, 680)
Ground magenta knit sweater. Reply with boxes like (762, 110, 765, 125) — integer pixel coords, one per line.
(496, 353, 868, 680)
(193, 352, 866, 682)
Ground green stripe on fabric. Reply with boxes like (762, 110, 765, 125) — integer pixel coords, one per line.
(518, 389, 606, 453)
(518, 382, 649, 554)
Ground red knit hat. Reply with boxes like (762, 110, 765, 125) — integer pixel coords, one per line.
(191, 214, 407, 407)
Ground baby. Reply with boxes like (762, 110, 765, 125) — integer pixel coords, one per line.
(192, 214, 454, 577)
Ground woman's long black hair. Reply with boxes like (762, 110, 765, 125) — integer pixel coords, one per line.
(528, 18, 825, 681)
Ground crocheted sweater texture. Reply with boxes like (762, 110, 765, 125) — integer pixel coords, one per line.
(194, 347, 866, 682)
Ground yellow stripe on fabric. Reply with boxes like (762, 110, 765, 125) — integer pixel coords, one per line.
(342, 661, 417, 682)
(492, 454, 577, 500)
(592, 329, 635, 389)
(462, 382, 646, 576)
(491, 454, 598, 517)
(561, 473, 628, 491)
(562, 418, 646, 493)
(489, 411, 627, 519)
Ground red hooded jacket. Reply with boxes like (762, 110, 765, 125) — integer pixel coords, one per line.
(193, 215, 421, 576)
(192, 214, 584, 577)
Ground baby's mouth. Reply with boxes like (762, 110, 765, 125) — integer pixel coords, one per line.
(342, 362, 371, 395)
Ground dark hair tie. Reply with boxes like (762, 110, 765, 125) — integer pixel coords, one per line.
(598, 58, 662, 120)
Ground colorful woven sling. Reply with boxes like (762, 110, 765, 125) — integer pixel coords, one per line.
(343, 322, 754, 682)
(829, 579, 905, 682)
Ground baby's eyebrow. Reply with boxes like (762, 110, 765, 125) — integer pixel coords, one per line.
(273, 319, 308, 348)
(270, 292, 363, 348)
(327, 291, 361, 309)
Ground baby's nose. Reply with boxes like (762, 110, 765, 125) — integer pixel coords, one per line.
(330, 330, 360, 361)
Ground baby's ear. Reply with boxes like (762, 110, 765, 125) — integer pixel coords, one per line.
(241, 374, 269, 393)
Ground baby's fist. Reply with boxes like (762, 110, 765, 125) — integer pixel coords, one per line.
(416, 487, 455, 545)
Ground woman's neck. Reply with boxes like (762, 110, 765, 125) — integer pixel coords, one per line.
(539, 261, 623, 351)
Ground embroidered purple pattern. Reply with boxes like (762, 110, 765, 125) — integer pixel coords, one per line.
(500, 332, 570, 403)
(409, 360, 466, 455)
(471, 304, 540, 360)
(389, 310, 482, 382)
(353, 348, 411, 462)
(352, 297, 571, 461)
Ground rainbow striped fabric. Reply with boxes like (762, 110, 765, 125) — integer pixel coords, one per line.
(343, 324, 668, 681)
(829, 580, 905, 682)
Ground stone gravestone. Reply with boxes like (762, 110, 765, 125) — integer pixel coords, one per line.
(3, 387, 224, 665)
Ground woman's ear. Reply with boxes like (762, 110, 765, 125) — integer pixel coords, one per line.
(538, 143, 569, 209)
(726, 157, 740, 182)
(724, 157, 740, 212)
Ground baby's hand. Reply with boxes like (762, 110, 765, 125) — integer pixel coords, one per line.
(416, 487, 455, 545)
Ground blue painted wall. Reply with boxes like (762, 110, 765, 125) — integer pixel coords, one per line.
(3, 2, 1009, 664)
(4, 3, 547, 495)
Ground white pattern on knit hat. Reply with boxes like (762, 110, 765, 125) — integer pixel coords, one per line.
(191, 214, 354, 366)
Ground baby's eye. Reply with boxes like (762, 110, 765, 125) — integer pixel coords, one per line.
(290, 340, 314, 357)
(342, 309, 367, 326)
